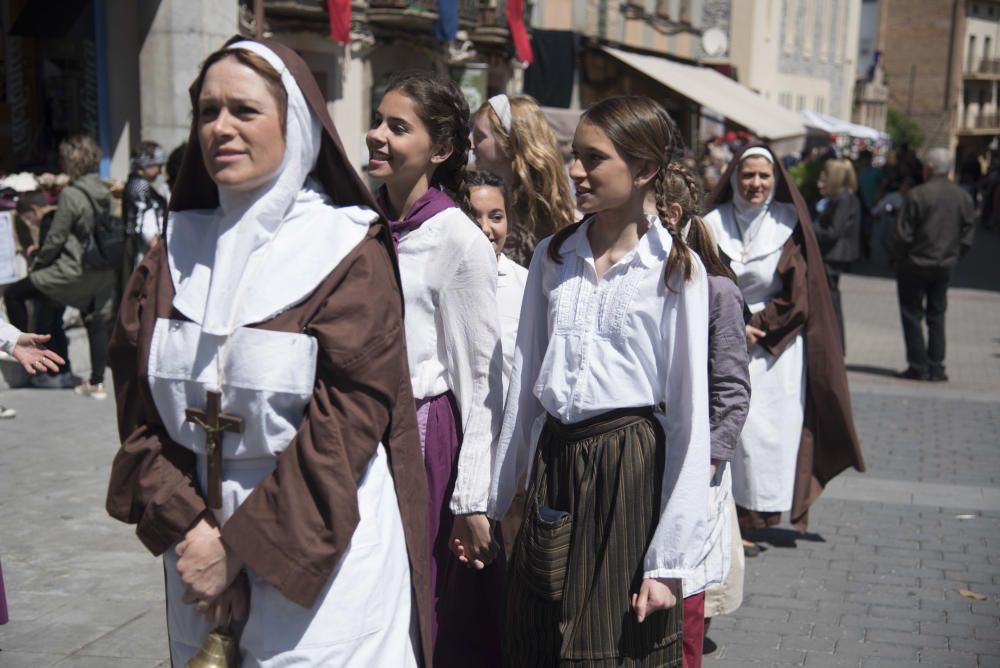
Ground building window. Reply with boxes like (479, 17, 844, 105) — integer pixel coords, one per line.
(783, 0, 798, 55)
(796, 94, 807, 111)
(985, 37, 993, 69)
(969, 34, 977, 71)
(803, 0, 816, 58)
(779, 91, 793, 109)
(815, 96, 825, 113)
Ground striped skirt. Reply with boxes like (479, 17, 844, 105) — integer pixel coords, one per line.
(504, 407, 682, 667)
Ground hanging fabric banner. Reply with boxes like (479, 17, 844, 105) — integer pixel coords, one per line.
(328, 0, 351, 43)
(507, 0, 534, 63)
(434, 0, 460, 42)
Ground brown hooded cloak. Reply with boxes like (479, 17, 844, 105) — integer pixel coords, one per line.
(705, 144, 865, 531)
(105, 36, 432, 665)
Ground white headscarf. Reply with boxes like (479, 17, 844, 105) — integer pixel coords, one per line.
(705, 146, 798, 263)
(171, 41, 322, 336)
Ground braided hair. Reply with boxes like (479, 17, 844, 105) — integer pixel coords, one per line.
(383, 71, 470, 198)
(548, 96, 693, 288)
(662, 161, 736, 282)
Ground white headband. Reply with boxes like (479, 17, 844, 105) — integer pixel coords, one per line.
(488, 94, 512, 133)
(739, 146, 774, 165)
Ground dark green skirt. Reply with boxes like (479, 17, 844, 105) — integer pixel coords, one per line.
(504, 407, 682, 667)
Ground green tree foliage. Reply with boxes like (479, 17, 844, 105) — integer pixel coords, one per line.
(886, 109, 925, 148)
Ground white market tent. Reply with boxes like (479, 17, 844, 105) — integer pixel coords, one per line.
(601, 46, 807, 152)
(800, 110, 890, 142)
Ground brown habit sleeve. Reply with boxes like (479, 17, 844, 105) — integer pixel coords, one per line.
(749, 225, 809, 358)
(106, 244, 208, 554)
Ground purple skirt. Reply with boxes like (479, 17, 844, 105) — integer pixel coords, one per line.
(0, 557, 8, 625)
(417, 392, 505, 668)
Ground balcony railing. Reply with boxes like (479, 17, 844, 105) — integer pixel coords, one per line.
(970, 112, 1000, 129)
(979, 58, 1000, 74)
(368, 0, 480, 28)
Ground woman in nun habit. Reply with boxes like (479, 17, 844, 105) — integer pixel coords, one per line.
(105, 38, 431, 666)
(702, 145, 864, 548)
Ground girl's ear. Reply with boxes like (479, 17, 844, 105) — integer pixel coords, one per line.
(665, 202, 683, 228)
(430, 141, 455, 165)
(634, 161, 660, 188)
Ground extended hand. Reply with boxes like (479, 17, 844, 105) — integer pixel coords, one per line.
(13, 333, 65, 375)
(176, 518, 242, 606)
(449, 512, 498, 570)
(745, 325, 766, 346)
(198, 571, 250, 626)
(631, 578, 680, 623)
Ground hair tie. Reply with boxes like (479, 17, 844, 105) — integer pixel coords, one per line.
(488, 94, 512, 133)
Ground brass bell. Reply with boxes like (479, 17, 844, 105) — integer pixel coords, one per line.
(187, 625, 238, 668)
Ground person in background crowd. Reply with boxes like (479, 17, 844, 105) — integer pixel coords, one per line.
(855, 150, 883, 259)
(9, 191, 73, 388)
(871, 176, 915, 265)
(120, 141, 168, 303)
(660, 161, 751, 668)
(699, 163, 722, 196)
(471, 94, 576, 266)
(490, 96, 710, 667)
(459, 169, 529, 554)
(3, 135, 115, 400)
(704, 145, 864, 555)
(894, 148, 976, 382)
(368, 71, 505, 667)
(815, 158, 861, 353)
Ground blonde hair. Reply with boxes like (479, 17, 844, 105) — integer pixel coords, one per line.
(821, 158, 858, 196)
(476, 96, 575, 241)
(59, 135, 102, 181)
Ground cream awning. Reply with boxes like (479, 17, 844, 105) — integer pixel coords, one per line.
(601, 46, 807, 143)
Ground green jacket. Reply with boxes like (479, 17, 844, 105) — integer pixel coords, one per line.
(29, 173, 116, 318)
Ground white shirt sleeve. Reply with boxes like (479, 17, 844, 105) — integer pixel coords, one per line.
(643, 261, 712, 580)
(138, 207, 161, 244)
(445, 233, 505, 515)
(0, 319, 21, 354)
(488, 244, 549, 521)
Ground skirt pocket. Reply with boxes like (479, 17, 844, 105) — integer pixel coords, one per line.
(513, 504, 573, 601)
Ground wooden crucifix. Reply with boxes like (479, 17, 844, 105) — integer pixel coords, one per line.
(185, 389, 244, 509)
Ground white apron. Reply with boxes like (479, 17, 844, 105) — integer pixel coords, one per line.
(148, 319, 417, 667)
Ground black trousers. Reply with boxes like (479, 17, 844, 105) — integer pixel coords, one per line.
(896, 266, 950, 375)
(824, 261, 850, 355)
(4, 276, 106, 384)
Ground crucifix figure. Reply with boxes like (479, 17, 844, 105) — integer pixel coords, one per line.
(185, 389, 244, 509)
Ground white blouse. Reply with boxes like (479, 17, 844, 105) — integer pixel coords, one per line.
(0, 319, 20, 354)
(396, 206, 504, 515)
(489, 218, 711, 580)
(496, 253, 529, 395)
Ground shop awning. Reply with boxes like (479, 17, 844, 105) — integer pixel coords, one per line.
(800, 110, 889, 141)
(601, 46, 806, 144)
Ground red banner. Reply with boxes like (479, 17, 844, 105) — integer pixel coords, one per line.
(328, 0, 351, 43)
(506, 0, 533, 63)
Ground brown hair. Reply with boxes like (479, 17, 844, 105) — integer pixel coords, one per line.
(192, 48, 288, 132)
(821, 158, 858, 196)
(459, 169, 508, 220)
(58, 135, 102, 181)
(475, 96, 575, 241)
(662, 162, 736, 282)
(548, 96, 694, 286)
(16, 190, 50, 213)
(385, 71, 470, 197)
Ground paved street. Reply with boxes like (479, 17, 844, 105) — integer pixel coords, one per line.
(1, 229, 999, 667)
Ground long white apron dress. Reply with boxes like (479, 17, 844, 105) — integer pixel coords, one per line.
(150, 205, 417, 667)
(705, 202, 806, 513)
(682, 464, 735, 597)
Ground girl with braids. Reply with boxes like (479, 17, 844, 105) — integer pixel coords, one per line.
(660, 162, 750, 668)
(471, 94, 576, 265)
(488, 96, 711, 666)
(366, 72, 506, 666)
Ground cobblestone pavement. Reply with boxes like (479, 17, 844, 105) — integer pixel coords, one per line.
(1, 229, 998, 666)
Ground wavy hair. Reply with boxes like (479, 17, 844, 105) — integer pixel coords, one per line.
(547, 96, 694, 286)
(59, 135, 102, 181)
(386, 71, 470, 197)
(476, 96, 575, 241)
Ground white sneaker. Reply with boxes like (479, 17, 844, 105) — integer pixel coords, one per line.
(0, 406, 16, 419)
(74, 381, 107, 400)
